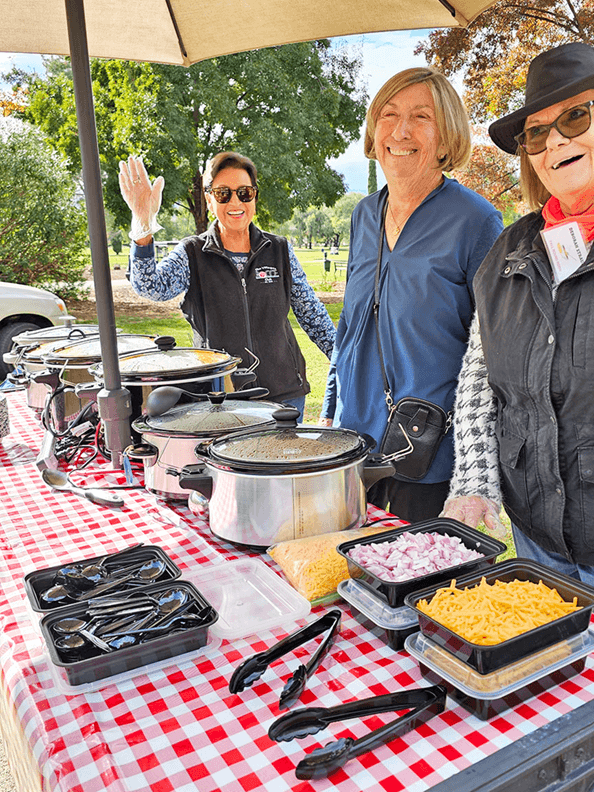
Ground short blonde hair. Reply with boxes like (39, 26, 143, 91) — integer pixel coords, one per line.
(364, 67, 471, 172)
(203, 151, 258, 188)
(519, 147, 551, 210)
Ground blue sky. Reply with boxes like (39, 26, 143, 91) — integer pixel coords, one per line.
(0, 30, 435, 193)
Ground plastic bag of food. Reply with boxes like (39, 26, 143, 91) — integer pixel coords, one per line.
(267, 520, 405, 602)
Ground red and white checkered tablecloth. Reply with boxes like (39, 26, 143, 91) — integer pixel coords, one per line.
(2, 390, 594, 792)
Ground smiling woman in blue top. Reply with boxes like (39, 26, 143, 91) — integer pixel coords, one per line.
(320, 67, 503, 523)
(118, 151, 336, 419)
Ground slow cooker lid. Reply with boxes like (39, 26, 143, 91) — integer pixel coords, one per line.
(92, 348, 238, 379)
(43, 334, 157, 364)
(210, 424, 366, 467)
(12, 324, 105, 348)
(143, 398, 282, 435)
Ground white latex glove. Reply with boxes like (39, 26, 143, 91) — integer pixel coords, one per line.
(118, 156, 164, 242)
(318, 417, 333, 427)
(441, 496, 507, 540)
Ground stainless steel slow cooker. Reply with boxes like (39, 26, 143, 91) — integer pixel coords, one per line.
(128, 389, 283, 500)
(88, 345, 243, 429)
(3, 325, 121, 428)
(178, 408, 405, 549)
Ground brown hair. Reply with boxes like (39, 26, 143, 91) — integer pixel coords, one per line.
(364, 67, 471, 172)
(203, 151, 258, 188)
(519, 147, 551, 210)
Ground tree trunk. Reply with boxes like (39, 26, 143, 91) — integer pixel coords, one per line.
(189, 169, 209, 235)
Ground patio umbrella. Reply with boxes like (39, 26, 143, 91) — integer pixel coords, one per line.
(0, 0, 499, 465)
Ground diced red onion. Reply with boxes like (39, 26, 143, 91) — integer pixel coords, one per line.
(348, 531, 483, 582)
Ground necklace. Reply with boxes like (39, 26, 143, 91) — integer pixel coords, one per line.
(387, 200, 405, 236)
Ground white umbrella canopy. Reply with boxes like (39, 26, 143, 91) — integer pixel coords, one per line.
(0, 0, 498, 465)
(5, 0, 497, 66)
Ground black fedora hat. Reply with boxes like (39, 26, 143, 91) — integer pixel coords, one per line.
(489, 42, 594, 154)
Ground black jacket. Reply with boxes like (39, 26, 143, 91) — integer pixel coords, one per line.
(475, 210, 594, 563)
(180, 222, 308, 403)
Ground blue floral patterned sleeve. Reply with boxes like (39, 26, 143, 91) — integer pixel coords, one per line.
(288, 243, 336, 359)
(129, 241, 190, 301)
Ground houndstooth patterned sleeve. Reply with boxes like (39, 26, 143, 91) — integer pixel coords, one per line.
(448, 313, 501, 502)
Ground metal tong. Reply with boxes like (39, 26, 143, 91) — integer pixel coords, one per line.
(228, 609, 342, 709)
(268, 685, 447, 780)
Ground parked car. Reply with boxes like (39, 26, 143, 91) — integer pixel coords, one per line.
(0, 281, 72, 380)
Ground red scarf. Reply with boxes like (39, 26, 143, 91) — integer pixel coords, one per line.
(542, 196, 594, 243)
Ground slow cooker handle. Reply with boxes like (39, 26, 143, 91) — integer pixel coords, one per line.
(362, 454, 395, 490)
(178, 464, 213, 499)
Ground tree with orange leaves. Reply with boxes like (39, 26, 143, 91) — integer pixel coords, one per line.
(416, 0, 594, 124)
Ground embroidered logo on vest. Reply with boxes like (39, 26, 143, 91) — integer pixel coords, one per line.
(255, 266, 279, 283)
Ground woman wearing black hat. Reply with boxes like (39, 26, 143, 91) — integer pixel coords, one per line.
(443, 42, 594, 583)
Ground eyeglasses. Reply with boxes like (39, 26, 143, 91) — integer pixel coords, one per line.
(515, 100, 594, 155)
(205, 185, 258, 203)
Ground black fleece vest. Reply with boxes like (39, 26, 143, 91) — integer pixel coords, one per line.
(180, 223, 309, 402)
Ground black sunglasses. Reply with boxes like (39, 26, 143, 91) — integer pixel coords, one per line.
(205, 185, 258, 203)
(515, 100, 594, 155)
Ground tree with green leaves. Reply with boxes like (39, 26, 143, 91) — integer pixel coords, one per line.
(367, 159, 378, 194)
(16, 42, 367, 237)
(415, 0, 594, 124)
(331, 192, 364, 245)
(0, 117, 89, 297)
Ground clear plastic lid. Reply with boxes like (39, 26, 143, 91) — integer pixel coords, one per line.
(338, 579, 418, 629)
(143, 398, 281, 435)
(185, 558, 311, 639)
(211, 425, 365, 466)
(405, 627, 594, 698)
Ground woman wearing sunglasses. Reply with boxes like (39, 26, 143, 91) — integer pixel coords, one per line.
(443, 42, 594, 583)
(119, 151, 336, 418)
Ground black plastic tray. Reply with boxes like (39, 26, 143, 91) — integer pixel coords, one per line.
(25, 544, 181, 613)
(336, 518, 506, 608)
(41, 579, 218, 685)
(404, 558, 594, 674)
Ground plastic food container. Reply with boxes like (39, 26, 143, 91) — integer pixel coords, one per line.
(338, 578, 418, 650)
(40, 579, 218, 686)
(24, 545, 181, 614)
(404, 558, 594, 674)
(406, 628, 594, 720)
(336, 518, 506, 608)
(184, 558, 311, 640)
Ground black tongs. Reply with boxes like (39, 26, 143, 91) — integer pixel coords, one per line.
(268, 685, 447, 780)
(229, 609, 342, 709)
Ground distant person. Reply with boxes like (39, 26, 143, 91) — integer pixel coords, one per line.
(444, 43, 594, 582)
(118, 151, 336, 418)
(319, 67, 503, 523)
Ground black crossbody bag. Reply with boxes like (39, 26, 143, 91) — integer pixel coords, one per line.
(374, 201, 452, 481)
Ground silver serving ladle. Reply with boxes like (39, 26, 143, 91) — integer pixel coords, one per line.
(42, 469, 125, 508)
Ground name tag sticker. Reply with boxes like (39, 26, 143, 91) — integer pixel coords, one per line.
(541, 222, 587, 284)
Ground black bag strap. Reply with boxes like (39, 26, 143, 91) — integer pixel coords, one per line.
(372, 197, 452, 433)
(373, 198, 393, 411)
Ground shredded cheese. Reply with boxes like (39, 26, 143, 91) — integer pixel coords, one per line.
(416, 577, 582, 645)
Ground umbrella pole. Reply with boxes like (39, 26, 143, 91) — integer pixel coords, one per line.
(65, 0, 132, 467)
